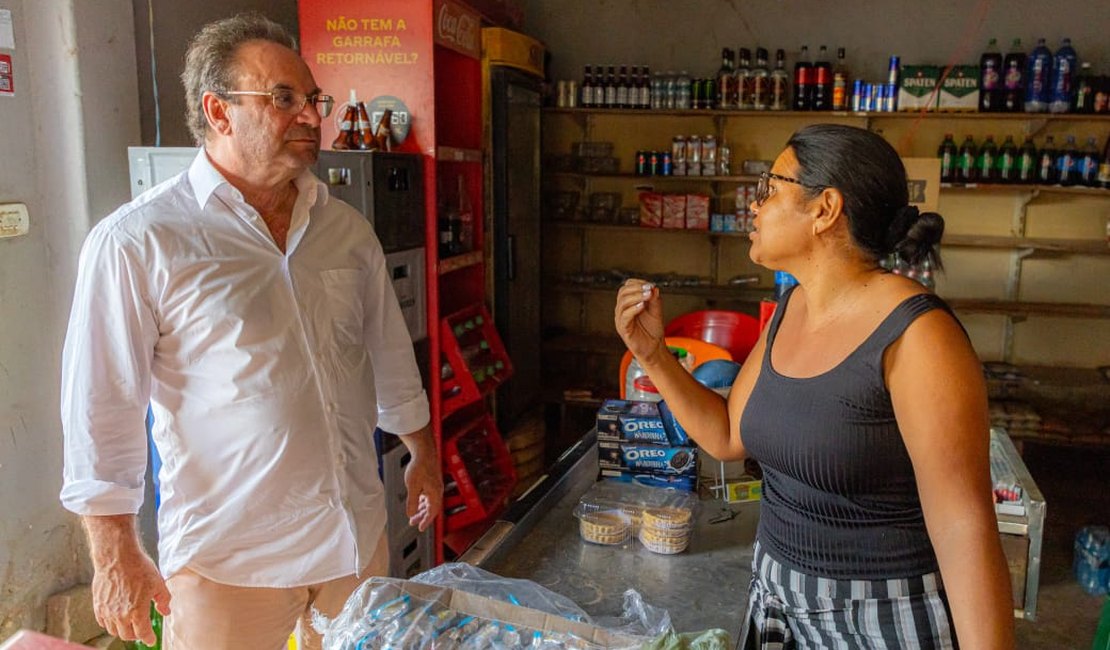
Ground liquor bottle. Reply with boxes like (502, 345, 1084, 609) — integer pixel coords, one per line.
(996, 135, 1017, 183)
(580, 65, 593, 108)
(330, 91, 359, 150)
(752, 48, 771, 110)
(456, 175, 474, 252)
(1002, 39, 1026, 112)
(793, 45, 812, 110)
(770, 49, 790, 111)
(831, 47, 849, 111)
(956, 135, 978, 183)
(1049, 38, 1078, 114)
(593, 64, 606, 107)
(812, 45, 833, 110)
(1036, 135, 1059, 184)
(1025, 38, 1052, 112)
(356, 101, 374, 150)
(1077, 136, 1100, 187)
(604, 65, 618, 108)
(1073, 62, 1095, 113)
(735, 48, 753, 110)
(717, 48, 736, 110)
(1097, 136, 1110, 189)
(976, 135, 998, 183)
(373, 108, 393, 151)
(616, 65, 630, 108)
(1017, 136, 1038, 184)
(978, 38, 1002, 112)
(937, 133, 957, 183)
(1056, 135, 1079, 186)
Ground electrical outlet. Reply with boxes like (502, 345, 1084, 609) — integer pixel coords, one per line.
(0, 202, 29, 238)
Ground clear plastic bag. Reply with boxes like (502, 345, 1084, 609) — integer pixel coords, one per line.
(314, 564, 673, 649)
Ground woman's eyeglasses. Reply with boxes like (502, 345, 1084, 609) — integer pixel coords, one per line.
(219, 88, 335, 118)
(753, 171, 827, 206)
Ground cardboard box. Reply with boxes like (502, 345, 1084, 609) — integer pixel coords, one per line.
(598, 440, 698, 477)
(599, 468, 698, 493)
(902, 157, 941, 213)
(638, 192, 663, 228)
(597, 399, 690, 446)
(725, 477, 763, 503)
(938, 65, 979, 112)
(685, 194, 710, 230)
(898, 65, 941, 112)
(661, 194, 686, 229)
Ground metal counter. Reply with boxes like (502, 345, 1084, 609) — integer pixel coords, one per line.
(460, 430, 758, 640)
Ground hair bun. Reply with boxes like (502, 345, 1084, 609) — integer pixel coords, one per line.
(892, 207, 945, 268)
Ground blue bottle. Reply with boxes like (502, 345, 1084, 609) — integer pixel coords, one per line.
(1049, 38, 1078, 114)
(1024, 38, 1052, 112)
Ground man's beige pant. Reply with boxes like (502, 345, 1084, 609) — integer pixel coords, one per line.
(163, 536, 389, 650)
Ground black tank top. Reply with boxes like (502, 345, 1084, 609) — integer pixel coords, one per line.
(741, 285, 958, 580)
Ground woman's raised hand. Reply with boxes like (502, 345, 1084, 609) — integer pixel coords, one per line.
(614, 279, 665, 363)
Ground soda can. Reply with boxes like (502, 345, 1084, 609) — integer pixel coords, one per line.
(660, 151, 673, 176)
(886, 82, 898, 111)
(648, 151, 660, 176)
(567, 81, 578, 108)
(635, 151, 648, 176)
(888, 56, 900, 86)
(861, 83, 873, 112)
(851, 79, 863, 112)
(556, 80, 569, 108)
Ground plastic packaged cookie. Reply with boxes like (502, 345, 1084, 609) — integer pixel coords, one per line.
(574, 507, 633, 546)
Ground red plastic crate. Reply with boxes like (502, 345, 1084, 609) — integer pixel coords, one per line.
(442, 414, 517, 532)
(439, 303, 514, 418)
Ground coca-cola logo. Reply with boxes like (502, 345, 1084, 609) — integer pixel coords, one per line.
(437, 1, 479, 56)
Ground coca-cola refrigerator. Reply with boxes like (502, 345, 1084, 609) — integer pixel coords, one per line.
(483, 28, 545, 435)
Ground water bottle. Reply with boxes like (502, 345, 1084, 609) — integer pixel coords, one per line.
(1049, 38, 1078, 114)
(676, 70, 691, 110)
(1024, 38, 1053, 112)
(663, 70, 677, 109)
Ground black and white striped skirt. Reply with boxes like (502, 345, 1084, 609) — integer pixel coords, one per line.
(740, 541, 959, 649)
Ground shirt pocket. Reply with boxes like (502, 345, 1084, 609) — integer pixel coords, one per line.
(319, 269, 365, 347)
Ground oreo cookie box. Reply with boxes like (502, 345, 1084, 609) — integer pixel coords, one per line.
(598, 441, 698, 477)
(596, 399, 690, 446)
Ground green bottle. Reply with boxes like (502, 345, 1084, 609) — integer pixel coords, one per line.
(133, 602, 163, 650)
(976, 135, 998, 183)
(1093, 596, 1110, 650)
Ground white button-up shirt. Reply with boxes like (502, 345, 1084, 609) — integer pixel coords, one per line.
(60, 151, 429, 587)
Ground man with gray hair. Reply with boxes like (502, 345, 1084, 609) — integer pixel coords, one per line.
(59, 13, 441, 649)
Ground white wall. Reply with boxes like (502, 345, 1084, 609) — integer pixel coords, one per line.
(0, 0, 139, 639)
(525, 0, 1109, 87)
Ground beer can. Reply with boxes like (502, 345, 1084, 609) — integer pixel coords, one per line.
(635, 151, 649, 176)
(660, 151, 673, 176)
(851, 79, 863, 112)
(887, 56, 900, 86)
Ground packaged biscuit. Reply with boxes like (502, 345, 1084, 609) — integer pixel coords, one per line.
(638, 192, 663, 228)
(661, 194, 686, 229)
(598, 469, 698, 493)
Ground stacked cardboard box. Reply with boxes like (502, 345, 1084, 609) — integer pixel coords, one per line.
(596, 399, 698, 492)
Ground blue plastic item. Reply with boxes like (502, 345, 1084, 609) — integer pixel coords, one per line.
(692, 359, 742, 390)
(1075, 526, 1110, 596)
(1024, 38, 1053, 112)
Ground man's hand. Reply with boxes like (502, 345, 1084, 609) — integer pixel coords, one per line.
(398, 425, 443, 532)
(83, 515, 171, 646)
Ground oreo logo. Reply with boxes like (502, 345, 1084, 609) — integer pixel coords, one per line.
(622, 420, 661, 433)
(624, 448, 667, 461)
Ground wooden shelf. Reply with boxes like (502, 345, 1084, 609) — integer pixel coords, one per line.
(948, 299, 1110, 319)
(542, 332, 628, 356)
(941, 182, 1110, 197)
(437, 250, 483, 275)
(943, 234, 1110, 255)
(437, 146, 482, 163)
(545, 107, 1110, 122)
(550, 281, 772, 302)
(547, 221, 752, 238)
(549, 171, 760, 183)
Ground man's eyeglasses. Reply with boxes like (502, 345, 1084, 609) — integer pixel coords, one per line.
(754, 171, 827, 207)
(219, 88, 335, 118)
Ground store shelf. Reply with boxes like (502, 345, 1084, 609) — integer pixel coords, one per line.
(948, 299, 1110, 319)
(545, 107, 1110, 122)
(549, 171, 760, 183)
(551, 281, 772, 302)
(943, 234, 1110, 255)
(547, 221, 752, 238)
(542, 332, 628, 356)
(437, 146, 483, 163)
(941, 182, 1110, 197)
(438, 250, 484, 274)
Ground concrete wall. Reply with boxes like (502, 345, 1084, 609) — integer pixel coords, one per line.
(525, 0, 1109, 86)
(131, 0, 298, 147)
(0, 0, 140, 639)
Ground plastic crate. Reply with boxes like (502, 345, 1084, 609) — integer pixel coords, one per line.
(443, 414, 517, 531)
(439, 303, 514, 418)
(380, 442, 435, 578)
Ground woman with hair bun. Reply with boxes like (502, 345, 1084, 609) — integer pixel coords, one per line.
(615, 124, 1014, 648)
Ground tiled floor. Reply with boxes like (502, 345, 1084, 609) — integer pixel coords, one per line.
(1013, 443, 1109, 649)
